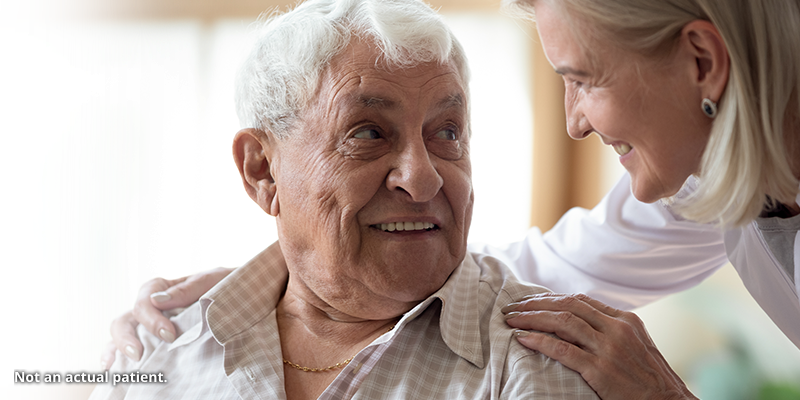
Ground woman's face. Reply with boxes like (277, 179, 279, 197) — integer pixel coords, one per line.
(535, 2, 714, 202)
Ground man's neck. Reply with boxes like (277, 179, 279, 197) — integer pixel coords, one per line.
(276, 276, 400, 400)
(276, 276, 400, 346)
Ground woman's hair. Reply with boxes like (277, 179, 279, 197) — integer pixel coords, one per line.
(508, 0, 800, 226)
(235, 0, 470, 139)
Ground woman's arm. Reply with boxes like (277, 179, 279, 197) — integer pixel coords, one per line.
(480, 173, 729, 399)
(470, 173, 729, 310)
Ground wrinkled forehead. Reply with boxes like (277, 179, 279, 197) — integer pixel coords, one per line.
(308, 40, 469, 122)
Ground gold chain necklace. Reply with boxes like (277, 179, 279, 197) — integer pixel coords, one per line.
(282, 324, 396, 373)
(282, 355, 355, 372)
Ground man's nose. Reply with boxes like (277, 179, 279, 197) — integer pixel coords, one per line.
(386, 137, 443, 203)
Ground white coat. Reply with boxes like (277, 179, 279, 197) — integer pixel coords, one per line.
(470, 173, 800, 349)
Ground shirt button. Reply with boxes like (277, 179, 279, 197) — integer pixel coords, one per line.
(245, 366, 256, 382)
(350, 362, 362, 374)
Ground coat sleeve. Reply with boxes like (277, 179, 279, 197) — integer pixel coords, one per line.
(468, 173, 730, 310)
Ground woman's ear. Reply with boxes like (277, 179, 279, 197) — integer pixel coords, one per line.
(682, 19, 730, 102)
(232, 128, 279, 216)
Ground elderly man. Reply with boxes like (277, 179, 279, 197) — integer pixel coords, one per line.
(91, 0, 597, 398)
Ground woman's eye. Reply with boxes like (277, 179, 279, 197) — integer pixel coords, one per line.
(353, 128, 382, 139)
(435, 128, 457, 141)
(573, 79, 590, 90)
(563, 76, 584, 89)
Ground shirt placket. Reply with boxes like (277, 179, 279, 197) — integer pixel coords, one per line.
(317, 338, 391, 400)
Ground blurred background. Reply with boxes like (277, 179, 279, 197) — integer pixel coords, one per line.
(1, 0, 799, 399)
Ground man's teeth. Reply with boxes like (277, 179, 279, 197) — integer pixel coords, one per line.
(379, 222, 436, 232)
(613, 143, 632, 156)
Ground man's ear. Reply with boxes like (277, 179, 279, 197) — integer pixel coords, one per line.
(681, 20, 730, 102)
(232, 128, 280, 216)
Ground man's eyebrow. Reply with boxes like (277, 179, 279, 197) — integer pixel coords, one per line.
(355, 95, 396, 109)
(436, 93, 464, 110)
(346, 93, 463, 111)
(554, 66, 590, 77)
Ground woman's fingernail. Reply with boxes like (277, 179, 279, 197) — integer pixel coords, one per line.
(124, 345, 141, 361)
(514, 329, 531, 337)
(501, 302, 521, 314)
(159, 328, 176, 343)
(151, 292, 171, 303)
(100, 360, 108, 370)
(523, 293, 548, 300)
(504, 311, 521, 320)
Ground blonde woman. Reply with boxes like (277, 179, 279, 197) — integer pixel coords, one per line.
(493, 0, 800, 397)
(106, 0, 799, 398)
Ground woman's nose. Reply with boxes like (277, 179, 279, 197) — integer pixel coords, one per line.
(564, 92, 592, 140)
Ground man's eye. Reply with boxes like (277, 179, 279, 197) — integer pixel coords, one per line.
(353, 128, 382, 139)
(435, 129, 457, 141)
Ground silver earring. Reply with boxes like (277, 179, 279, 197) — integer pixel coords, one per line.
(702, 98, 718, 118)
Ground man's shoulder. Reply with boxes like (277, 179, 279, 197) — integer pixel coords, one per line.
(502, 342, 600, 399)
(134, 301, 206, 364)
(468, 251, 552, 301)
(167, 301, 206, 343)
(463, 253, 599, 398)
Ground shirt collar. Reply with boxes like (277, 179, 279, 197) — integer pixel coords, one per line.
(200, 244, 485, 368)
(201, 242, 288, 346)
(391, 255, 485, 368)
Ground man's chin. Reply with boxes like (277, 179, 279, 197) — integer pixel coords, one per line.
(373, 262, 457, 298)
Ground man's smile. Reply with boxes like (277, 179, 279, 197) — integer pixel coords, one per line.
(370, 221, 438, 232)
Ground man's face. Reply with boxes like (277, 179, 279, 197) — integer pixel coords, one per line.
(273, 40, 473, 319)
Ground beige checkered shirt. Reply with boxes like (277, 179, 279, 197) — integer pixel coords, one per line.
(90, 244, 598, 399)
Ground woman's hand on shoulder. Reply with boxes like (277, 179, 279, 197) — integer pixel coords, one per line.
(503, 292, 697, 400)
(100, 267, 234, 370)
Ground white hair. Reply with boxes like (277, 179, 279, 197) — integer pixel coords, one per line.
(507, 0, 800, 226)
(235, 0, 470, 139)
